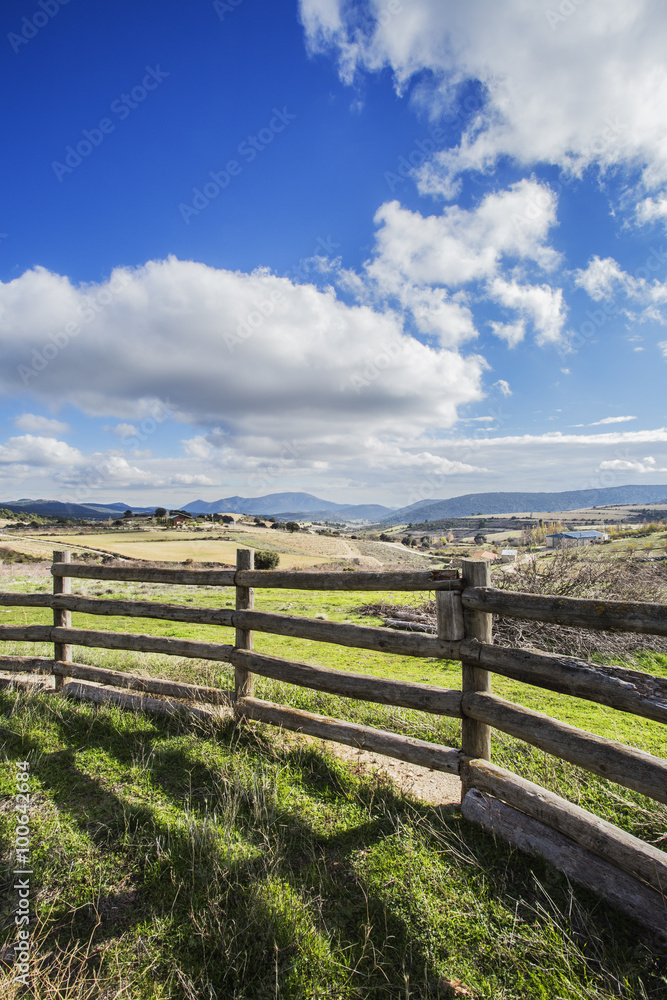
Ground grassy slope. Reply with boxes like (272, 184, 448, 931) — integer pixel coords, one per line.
(1, 568, 666, 997)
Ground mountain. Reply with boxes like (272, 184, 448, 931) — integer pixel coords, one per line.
(0, 499, 156, 520)
(181, 493, 393, 519)
(382, 485, 667, 523)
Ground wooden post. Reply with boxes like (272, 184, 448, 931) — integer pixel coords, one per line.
(436, 578, 465, 641)
(53, 550, 71, 692)
(234, 548, 255, 706)
(460, 558, 492, 793)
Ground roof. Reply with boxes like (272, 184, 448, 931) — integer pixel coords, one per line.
(501, 548, 517, 555)
(547, 530, 607, 539)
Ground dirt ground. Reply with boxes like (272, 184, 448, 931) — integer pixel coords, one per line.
(313, 737, 462, 805)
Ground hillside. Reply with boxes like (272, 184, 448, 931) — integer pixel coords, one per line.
(382, 484, 667, 523)
(181, 493, 393, 519)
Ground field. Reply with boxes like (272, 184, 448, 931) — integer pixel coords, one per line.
(0, 554, 666, 998)
(0, 526, 436, 572)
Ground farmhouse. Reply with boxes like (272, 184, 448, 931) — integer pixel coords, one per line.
(546, 529, 609, 548)
(168, 512, 194, 526)
(501, 548, 518, 563)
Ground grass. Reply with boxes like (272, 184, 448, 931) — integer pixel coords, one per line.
(1, 564, 667, 997)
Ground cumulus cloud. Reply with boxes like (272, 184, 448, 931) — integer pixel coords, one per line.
(0, 435, 82, 467)
(12, 414, 69, 436)
(0, 258, 490, 494)
(300, 0, 667, 196)
(347, 180, 565, 346)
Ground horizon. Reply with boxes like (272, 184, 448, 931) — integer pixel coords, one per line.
(2, 2, 667, 506)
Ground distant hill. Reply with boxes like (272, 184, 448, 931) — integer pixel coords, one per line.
(0, 499, 155, 521)
(182, 493, 393, 520)
(382, 485, 667, 523)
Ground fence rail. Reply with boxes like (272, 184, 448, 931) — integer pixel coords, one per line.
(1, 549, 666, 934)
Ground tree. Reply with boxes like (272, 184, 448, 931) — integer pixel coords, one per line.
(474, 533, 487, 544)
(124, 510, 132, 517)
(255, 550, 280, 570)
(285, 521, 300, 533)
(401, 536, 411, 546)
(155, 507, 166, 518)
(420, 536, 431, 547)
(379, 533, 391, 542)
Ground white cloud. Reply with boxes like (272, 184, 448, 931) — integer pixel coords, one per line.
(300, 0, 667, 197)
(589, 415, 637, 426)
(348, 180, 564, 346)
(182, 436, 213, 460)
(599, 456, 667, 473)
(488, 277, 567, 346)
(492, 379, 512, 397)
(170, 474, 214, 486)
(0, 259, 488, 492)
(109, 423, 139, 439)
(0, 435, 82, 467)
(636, 197, 667, 226)
(659, 341, 667, 358)
(12, 414, 69, 436)
(574, 255, 667, 324)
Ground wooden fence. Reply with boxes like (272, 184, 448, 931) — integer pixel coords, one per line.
(1, 549, 666, 935)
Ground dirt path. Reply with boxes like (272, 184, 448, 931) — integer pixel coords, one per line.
(309, 736, 461, 805)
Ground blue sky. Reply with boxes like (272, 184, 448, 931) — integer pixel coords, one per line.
(1, 0, 666, 508)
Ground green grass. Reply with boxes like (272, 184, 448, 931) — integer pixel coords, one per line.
(1, 690, 666, 999)
(1, 569, 667, 997)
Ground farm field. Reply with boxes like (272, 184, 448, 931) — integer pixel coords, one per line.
(1, 526, 436, 570)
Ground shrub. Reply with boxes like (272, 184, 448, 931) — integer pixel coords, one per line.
(255, 550, 280, 570)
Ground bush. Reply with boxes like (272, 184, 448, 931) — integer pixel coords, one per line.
(255, 550, 280, 570)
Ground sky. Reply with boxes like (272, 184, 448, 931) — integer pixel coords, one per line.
(1, 0, 667, 510)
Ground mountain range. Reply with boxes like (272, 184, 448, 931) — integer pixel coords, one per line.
(0, 484, 665, 524)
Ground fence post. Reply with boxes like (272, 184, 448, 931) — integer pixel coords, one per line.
(234, 548, 254, 706)
(460, 558, 492, 794)
(52, 550, 71, 692)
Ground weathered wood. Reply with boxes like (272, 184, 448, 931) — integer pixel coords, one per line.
(436, 590, 465, 641)
(231, 648, 463, 716)
(52, 562, 236, 587)
(383, 618, 435, 633)
(50, 563, 462, 591)
(461, 639, 667, 725)
(62, 680, 221, 722)
(464, 759, 667, 893)
(232, 609, 462, 659)
(0, 656, 53, 673)
(53, 550, 71, 692)
(54, 660, 233, 705)
(0, 592, 54, 607)
(0, 625, 53, 642)
(461, 788, 667, 937)
(235, 569, 461, 591)
(32, 625, 234, 662)
(237, 697, 462, 773)
(52, 594, 235, 627)
(460, 559, 492, 785)
(234, 549, 254, 702)
(462, 691, 667, 804)
(462, 586, 667, 637)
